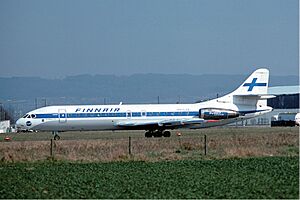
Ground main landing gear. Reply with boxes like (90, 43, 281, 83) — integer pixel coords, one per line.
(145, 130, 171, 138)
(52, 131, 61, 140)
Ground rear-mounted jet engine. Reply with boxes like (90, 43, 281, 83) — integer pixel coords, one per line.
(199, 108, 239, 120)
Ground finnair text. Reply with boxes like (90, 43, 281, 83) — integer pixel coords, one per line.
(75, 108, 121, 113)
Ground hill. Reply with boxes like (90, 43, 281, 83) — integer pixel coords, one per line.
(0, 73, 298, 104)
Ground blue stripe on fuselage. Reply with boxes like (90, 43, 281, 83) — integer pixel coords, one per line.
(34, 110, 266, 119)
(35, 111, 200, 119)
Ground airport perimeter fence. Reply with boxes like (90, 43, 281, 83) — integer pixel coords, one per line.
(1, 129, 298, 162)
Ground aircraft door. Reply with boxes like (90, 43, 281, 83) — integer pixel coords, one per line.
(58, 109, 67, 123)
(141, 110, 147, 117)
(126, 110, 132, 119)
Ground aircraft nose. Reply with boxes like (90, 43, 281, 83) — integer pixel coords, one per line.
(15, 118, 25, 130)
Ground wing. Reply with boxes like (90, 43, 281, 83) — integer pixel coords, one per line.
(116, 118, 205, 129)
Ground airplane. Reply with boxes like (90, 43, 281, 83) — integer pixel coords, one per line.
(16, 68, 274, 140)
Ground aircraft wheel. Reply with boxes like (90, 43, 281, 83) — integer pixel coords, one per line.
(145, 131, 152, 138)
(54, 135, 60, 140)
(163, 131, 171, 137)
(154, 131, 163, 137)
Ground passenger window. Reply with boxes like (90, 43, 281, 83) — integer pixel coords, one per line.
(31, 114, 36, 118)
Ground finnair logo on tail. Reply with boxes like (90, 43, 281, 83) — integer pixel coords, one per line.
(243, 78, 267, 91)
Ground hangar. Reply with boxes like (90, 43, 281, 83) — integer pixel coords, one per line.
(267, 86, 299, 109)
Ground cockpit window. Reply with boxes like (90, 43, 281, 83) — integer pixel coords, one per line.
(22, 114, 29, 118)
(27, 115, 31, 118)
(31, 114, 36, 118)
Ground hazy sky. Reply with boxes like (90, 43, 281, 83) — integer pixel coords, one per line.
(0, 0, 298, 78)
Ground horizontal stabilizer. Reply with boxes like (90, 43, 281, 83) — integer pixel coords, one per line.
(233, 94, 276, 99)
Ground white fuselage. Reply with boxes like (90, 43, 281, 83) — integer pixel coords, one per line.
(16, 100, 271, 132)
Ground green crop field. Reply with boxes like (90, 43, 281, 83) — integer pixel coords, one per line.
(0, 156, 298, 199)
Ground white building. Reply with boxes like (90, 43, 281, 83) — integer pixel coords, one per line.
(0, 120, 10, 133)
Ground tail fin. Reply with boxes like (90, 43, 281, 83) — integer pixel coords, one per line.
(232, 68, 269, 95)
(213, 68, 273, 108)
(229, 68, 274, 107)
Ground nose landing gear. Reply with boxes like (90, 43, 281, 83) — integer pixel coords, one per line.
(52, 131, 61, 140)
